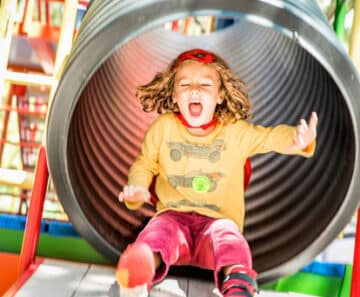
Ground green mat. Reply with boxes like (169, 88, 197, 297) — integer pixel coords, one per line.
(0, 228, 111, 265)
(261, 265, 352, 297)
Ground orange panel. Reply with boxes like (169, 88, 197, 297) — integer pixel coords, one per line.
(0, 253, 19, 296)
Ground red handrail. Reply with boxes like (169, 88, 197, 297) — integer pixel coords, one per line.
(17, 146, 49, 277)
(351, 208, 360, 297)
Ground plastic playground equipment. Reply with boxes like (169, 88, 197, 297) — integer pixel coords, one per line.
(4, 0, 359, 296)
(45, 0, 360, 286)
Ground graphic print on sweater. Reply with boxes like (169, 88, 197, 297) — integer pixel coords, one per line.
(165, 199, 220, 211)
(167, 139, 226, 162)
(168, 170, 225, 193)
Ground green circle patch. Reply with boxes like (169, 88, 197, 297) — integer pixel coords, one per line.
(192, 176, 211, 193)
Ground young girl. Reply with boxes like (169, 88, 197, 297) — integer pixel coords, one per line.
(116, 49, 318, 297)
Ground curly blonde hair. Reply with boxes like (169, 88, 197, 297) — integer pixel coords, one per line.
(136, 49, 251, 123)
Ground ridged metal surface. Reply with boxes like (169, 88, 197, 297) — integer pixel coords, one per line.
(46, 0, 360, 283)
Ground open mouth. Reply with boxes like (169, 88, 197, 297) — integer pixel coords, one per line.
(188, 102, 203, 117)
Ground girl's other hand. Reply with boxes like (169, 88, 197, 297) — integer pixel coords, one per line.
(118, 185, 151, 204)
(288, 112, 318, 152)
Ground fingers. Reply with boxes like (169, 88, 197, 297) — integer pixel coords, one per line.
(118, 185, 150, 203)
(124, 185, 135, 197)
(297, 112, 318, 138)
(118, 191, 124, 202)
(143, 191, 151, 203)
(293, 129, 304, 148)
(292, 119, 306, 147)
(299, 118, 308, 131)
(288, 111, 318, 151)
(310, 111, 318, 124)
(309, 112, 318, 134)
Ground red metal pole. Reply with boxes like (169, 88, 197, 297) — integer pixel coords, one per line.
(45, 0, 50, 25)
(17, 146, 49, 277)
(351, 208, 360, 297)
(19, 0, 31, 35)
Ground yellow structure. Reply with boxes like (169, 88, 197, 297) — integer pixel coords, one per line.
(0, 0, 79, 216)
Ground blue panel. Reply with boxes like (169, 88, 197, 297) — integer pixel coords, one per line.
(301, 260, 346, 278)
(0, 214, 46, 231)
(48, 221, 79, 237)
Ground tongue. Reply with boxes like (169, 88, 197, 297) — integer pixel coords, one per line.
(189, 103, 202, 117)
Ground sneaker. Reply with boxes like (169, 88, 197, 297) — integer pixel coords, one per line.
(222, 265, 258, 297)
(116, 243, 155, 297)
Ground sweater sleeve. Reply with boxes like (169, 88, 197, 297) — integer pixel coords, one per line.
(242, 122, 316, 157)
(127, 116, 163, 188)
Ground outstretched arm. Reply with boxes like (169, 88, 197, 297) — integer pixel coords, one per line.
(288, 112, 318, 152)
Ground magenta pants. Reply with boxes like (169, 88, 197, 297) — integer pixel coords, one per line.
(135, 210, 252, 289)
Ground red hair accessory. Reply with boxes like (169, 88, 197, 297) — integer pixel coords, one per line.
(172, 49, 215, 70)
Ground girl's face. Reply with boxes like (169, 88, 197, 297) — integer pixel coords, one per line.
(173, 61, 223, 127)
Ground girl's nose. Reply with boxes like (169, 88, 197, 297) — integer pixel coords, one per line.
(189, 86, 200, 95)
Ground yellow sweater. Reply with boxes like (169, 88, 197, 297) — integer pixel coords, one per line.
(127, 113, 315, 231)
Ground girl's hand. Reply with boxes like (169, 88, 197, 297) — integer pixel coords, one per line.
(288, 112, 318, 152)
(118, 185, 151, 204)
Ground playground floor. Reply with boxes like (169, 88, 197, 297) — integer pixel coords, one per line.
(8, 258, 316, 297)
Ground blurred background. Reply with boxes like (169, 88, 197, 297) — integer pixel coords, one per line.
(0, 0, 359, 296)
